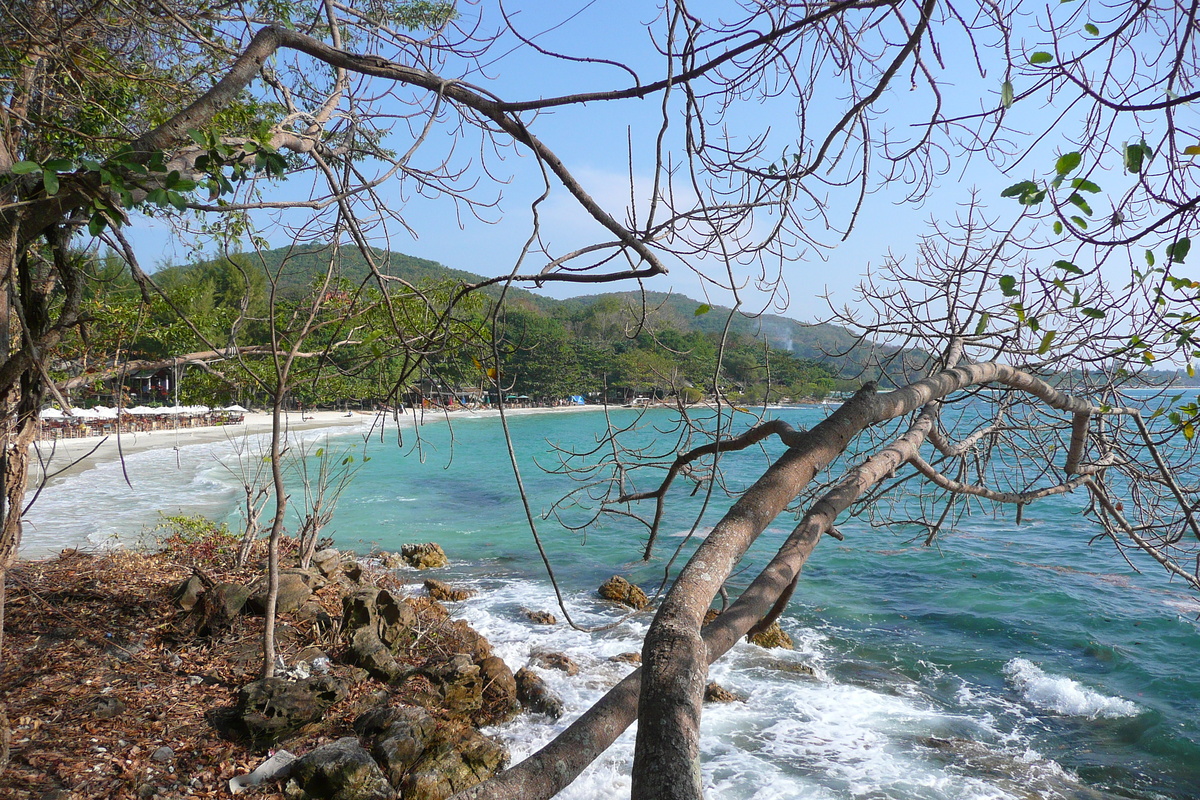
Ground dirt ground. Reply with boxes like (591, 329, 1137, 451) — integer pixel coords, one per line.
(0, 546, 434, 800)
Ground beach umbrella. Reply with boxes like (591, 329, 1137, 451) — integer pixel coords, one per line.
(224, 404, 250, 413)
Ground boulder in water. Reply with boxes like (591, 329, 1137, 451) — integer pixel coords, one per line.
(515, 667, 564, 719)
(748, 620, 794, 650)
(399, 543, 449, 570)
(598, 576, 648, 610)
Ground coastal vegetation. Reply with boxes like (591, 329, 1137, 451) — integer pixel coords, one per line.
(2, 1, 1200, 799)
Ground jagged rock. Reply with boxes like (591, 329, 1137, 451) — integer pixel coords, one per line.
(515, 667, 564, 719)
(357, 705, 507, 800)
(610, 652, 641, 665)
(196, 582, 252, 633)
(285, 737, 395, 800)
(378, 551, 406, 571)
(520, 608, 557, 625)
(529, 650, 579, 676)
(446, 619, 492, 661)
(342, 588, 417, 648)
(703, 682, 744, 703)
(477, 656, 520, 725)
(347, 626, 407, 684)
(400, 543, 449, 570)
(344, 562, 365, 582)
(763, 658, 816, 676)
(174, 574, 206, 611)
(237, 675, 348, 743)
(400, 724, 507, 800)
(597, 576, 648, 610)
(424, 579, 474, 602)
(414, 654, 483, 716)
(748, 621, 794, 650)
(247, 569, 322, 615)
(311, 548, 343, 579)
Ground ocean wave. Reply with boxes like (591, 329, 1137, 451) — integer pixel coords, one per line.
(1003, 658, 1139, 718)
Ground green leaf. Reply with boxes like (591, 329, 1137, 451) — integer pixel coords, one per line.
(1001, 80, 1014, 109)
(1038, 329, 1057, 354)
(1029, 51, 1054, 65)
(1166, 238, 1191, 263)
(188, 129, 207, 146)
(1185, 421, 1195, 441)
(11, 161, 41, 175)
(1081, 307, 1106, 319)
(42, 158, 73, 172)
(1084, 22, 1099, 35)
(1067, 192, 1092, 215)
(999, 275, 1019, 296)
(42, 171, 59, 195)
(1124, 141, 1153, 174)
(694, 304, 712, 316)
(1188, 363, 1196, 378)
(1055, 152, 1081, 175)
(1146, 249, 1155, 267)
(1001, 180, 1038, 199)
(1071, 177, 1101, 193)
(1053, 220, 1063, 235)
(1070, 215, 1088, 229)
(88, 213, 107, 237)
(1054, 259, 1083, 274)
(1186, 145, 1200, 156)
(314, 448, 324, 457)
(974, 312, 990, 335)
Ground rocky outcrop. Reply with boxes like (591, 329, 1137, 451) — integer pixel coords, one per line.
(236, 675, 348, 743)
(748, 621, 794, 650)
(703, 682, 744, 703)
(529, 650, 579, 676)
(597, 576, 648, 610)
(610, 652, 641, 665)
(399, 543, 449, 570)
(355, 705, 507, 800)
(477, 656, 520, 725)
(195, 582, 252, 634)
(514, 668, 564, 719)
(342, 588, 419, 683)
(520, 608, 557, 625)
(424, 579, 473, 602)
(284, 737, 396, 800)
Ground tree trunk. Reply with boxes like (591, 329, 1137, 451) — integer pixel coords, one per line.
(261, 395, 287, 678)
(629, 384, 879, 799)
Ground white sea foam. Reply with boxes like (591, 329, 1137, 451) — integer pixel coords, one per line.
(446, 577, 1061, 799)
(1003, 658, 1139, 718)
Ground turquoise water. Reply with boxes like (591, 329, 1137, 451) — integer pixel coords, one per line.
(25, 405, 1200, 798)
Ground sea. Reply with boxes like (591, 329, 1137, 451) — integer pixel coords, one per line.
(21, 403, 1200, 799)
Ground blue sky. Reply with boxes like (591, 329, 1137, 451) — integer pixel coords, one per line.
(127, 0, 1174, 325)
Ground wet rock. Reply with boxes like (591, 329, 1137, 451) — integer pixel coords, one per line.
(748, 621, 794, 650)
(285, 737, 395, 800)
(763, 658, 816, 677)
(424, 579, 473, 602)
(477, 656, 520, 725)
(529, 650, 579, 676)
(703, 682, 744, 703)
(399, 543, 449, 570)
(237, 675, 348, 743)
(174, 574, 206, 611)
(515, 667, 564, 719)
(520, 608, 557, 625)
(610, 652, 641, 665)
(598, 576, 648, 610)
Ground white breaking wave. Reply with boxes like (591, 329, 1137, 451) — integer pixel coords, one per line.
(1003, 658, 1139, 719)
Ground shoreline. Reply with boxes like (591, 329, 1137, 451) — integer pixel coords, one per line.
(26, 403, 607, 493)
